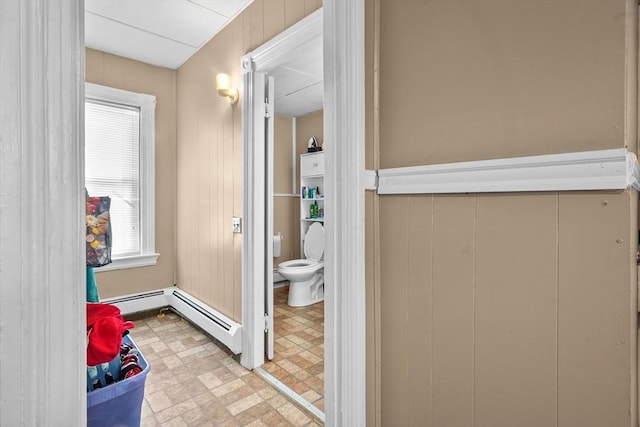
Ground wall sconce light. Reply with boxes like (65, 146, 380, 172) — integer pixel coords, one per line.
(216, 73, 238, 104)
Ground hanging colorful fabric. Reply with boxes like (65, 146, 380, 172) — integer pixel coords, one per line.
(86, 303, 134, 366)
(86, 196, 112, 267)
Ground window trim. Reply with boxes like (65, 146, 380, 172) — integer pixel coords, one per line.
(85, 82, 159, 271)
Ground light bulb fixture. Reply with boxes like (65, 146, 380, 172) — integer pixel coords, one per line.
(216, 73, 238, 104)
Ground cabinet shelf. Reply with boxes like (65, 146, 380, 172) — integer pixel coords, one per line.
(300, 152, 325, 251)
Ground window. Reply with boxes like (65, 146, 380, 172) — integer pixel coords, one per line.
(85, 83, 158, 270)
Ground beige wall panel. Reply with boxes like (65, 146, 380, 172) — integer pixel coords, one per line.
(364, 0, 375, 170)
(304, 0, 320, 15)
(86, 50, 177, 298)
(431, 196, 474, 427)
(379, 0, 626, 169)
(85, 48, 103, 83)
(250, 0, 265, 52)
(379, 196, 410, 426)
(197, 114, 212, 303)
(176, 0, 316, 321)
(557, 191, 635, 427)
(284, 0, 305, 28)
(474, 194, 557, 427)
(274, 114, 294, 194)
(631, 192, 639, 427)
(406, 196, 434, 427)
(365, 191, 379, 427)
(273, 197, 300, 267)
(176, 61, 197, 300)
(176, 24, 240, 319)
(224, 115, 236, 316)
(231, 17, 245, 320)
(263, 0, 286, 44)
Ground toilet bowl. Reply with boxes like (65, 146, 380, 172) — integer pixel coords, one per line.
(277, 222, 324, 307)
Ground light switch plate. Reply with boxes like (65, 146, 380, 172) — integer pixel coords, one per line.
(232, 216, 242, 233)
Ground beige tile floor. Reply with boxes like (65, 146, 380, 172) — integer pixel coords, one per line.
(261, 286, 324, 412)
(127, 310, 323, 426)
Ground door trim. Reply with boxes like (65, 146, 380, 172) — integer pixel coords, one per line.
(240, 7, 323, 369)
(240, 3, 367, 425)
(323, 1, 366, 424)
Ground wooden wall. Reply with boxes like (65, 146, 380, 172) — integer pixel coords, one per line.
(370, 1, 639, 425)
(86, 48, 177, 298)
(274, 114, 299, 266)
(176, 0, 322, 322)
(377, 191, 637, 427)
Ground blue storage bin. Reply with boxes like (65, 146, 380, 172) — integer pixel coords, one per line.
(87, 354, 121, 392)
(87, 335, 150, 427)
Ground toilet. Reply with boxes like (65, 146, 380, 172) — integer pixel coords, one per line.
(277, 222, 324, 307)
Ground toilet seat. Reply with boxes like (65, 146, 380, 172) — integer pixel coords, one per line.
(303, 222, 324, 261)
(278, 259, 323, 275)
(279, 259, 320, 269)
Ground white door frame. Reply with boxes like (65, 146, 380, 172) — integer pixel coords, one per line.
(240, 2, 366, 425)
(240, 7, 324, 370)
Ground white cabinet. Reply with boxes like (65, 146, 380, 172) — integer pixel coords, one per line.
(300, 151, 325, 177)
(300, 152, 324, 252)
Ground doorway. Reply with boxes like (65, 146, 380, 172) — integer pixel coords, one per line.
(241, 3, 366, 424)
(240, 8, 326, 418)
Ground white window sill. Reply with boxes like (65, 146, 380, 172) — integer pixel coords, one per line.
(92, 253, 159, 272)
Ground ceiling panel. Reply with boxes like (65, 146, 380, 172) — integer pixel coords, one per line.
(85, 12, 196, 69)
(278, 35, 323, 80)
(269, 66, 321, 100)
(85, 0, 228, 47)
(275, 82, 323, 117)
(85, 0, 252, 69)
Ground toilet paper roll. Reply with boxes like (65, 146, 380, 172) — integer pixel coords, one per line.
(273, 233, 283, 257)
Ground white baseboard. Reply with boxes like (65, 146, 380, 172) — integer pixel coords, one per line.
(102, 287, 243, 355)
(101, 289, 169, 315)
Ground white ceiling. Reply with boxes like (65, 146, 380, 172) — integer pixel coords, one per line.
(269, 34, 323, 117)
(85, 0, 323, 117)
(85, 0, 252, 70)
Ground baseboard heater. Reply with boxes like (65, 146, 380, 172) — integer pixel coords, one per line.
(101, 287, 242, 355)
(273, 269, 286, 283)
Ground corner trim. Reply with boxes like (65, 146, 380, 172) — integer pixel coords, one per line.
(364, 169, 378, 191)
(626, 152, 640, 191)
(324, 0, 367, 425)
(377, 148, 640, 195)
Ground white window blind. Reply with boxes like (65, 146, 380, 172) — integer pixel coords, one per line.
(85, 100, 141, 257)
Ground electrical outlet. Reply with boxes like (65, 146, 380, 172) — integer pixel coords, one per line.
(232, 216, 242, 233)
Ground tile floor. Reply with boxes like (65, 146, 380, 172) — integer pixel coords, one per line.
(127, 309, 323, 426)
(261, 286, 325, 412)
